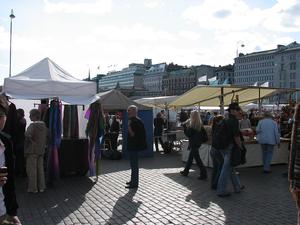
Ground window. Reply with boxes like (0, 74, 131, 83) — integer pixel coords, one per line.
(290, 82, 296, 88)
(290, 72, 296, 79)
(290, 62, 296, 70)
(290, 54, 296, 60)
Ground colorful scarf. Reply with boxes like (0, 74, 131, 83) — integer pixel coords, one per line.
(47, 99, 62, 181)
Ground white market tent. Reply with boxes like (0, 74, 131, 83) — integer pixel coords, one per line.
(134, 95, 178, 109)
(169, 85, 298, 109)
(3, 57, 97, 104)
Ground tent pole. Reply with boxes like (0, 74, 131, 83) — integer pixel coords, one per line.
(258, 87, 262, 114)
(220, 87, 224, 115)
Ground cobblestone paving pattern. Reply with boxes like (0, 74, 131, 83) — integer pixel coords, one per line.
(15, 152, 296, 225)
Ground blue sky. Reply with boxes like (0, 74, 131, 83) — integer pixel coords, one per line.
(0, 0, 299, 83)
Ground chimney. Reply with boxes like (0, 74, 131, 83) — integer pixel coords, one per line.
(144, 59, 152, 68)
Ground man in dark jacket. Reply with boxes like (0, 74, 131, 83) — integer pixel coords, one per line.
(0, 98, 21, 225)
(126, 105, 147, 189)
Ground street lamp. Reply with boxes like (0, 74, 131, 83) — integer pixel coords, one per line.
(236, 41, 245, 57)
(9, 9, 15, 77)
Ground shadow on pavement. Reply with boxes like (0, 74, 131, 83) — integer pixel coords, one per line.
(16, 176, 95, 224)
(164, 165, 297, 225)
(101, 151, 183, 175)
(105, 189, 141, 225)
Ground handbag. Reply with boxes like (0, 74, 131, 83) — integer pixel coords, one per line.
(231, 144, 242, 167)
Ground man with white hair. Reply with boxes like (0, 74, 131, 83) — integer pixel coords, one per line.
(256, 111, 280, 173)
(126, 105, 147, 189)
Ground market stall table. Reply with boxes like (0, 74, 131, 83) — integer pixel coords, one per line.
(59, 138, 89, 176)
(181, 138, 290, 168)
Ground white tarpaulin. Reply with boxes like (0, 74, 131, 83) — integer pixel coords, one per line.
(3, 57, 97, 104)
(169, 85, 298, 108)
(134, 96, 178, 109)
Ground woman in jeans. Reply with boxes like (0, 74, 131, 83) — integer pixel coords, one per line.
(180, 110, 207, 180)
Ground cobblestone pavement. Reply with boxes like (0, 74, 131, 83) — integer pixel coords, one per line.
(15, 152, 296, 225)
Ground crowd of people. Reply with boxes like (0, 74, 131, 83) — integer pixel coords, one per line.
(0, 95, 296, 224)
(175, 102, 281, 198)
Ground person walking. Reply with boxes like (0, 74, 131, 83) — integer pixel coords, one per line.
(126, 105, 147, 189)
(180, 110, 208, 180)
(25, 109, 48, 193)
(210, 115, 225, 190)
(217, 102, 243, 197)
(153, 112, 164, 152)
(256, 111, 280, 173)
(110, 116, 120, 151)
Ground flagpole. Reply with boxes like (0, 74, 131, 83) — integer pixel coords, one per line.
(9, 9, 15, 77)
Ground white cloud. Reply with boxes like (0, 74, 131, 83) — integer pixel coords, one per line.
(93, 24, 177, 42)
(0, 26, 9, 50)
(182, 0, 262, 31)
(178, 30, 201, 41)
(43, 0, 112, 14)
(182, 0, 300, 33)
(144, 0, 164, 8)
(262, 0, 300, 32)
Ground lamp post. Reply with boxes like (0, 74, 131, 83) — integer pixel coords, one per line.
(236, 41, 245, 57)
(9, 9, 15, 77)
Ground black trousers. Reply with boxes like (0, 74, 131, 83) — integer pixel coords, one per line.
(154, 136, 163, 152)
(184, 146, 207, 175)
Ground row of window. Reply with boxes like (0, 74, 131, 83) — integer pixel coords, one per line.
(163, 83, 195, 89)
(163, 78, 195, 84)
(236, 55, 274, 63)
(290, 82, 296, 88)
(236, 61, 274, 70)
(235, 69, 274, 77)
(235, 76, 272, 83)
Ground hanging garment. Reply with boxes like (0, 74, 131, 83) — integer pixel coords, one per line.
(86, 101, 105, 178)
(47, 99, 62, 183)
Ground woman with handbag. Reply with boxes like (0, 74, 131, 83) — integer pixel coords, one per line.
(180, 110, 208, 180)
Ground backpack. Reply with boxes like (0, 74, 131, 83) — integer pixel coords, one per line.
(211, 119, 231, 149)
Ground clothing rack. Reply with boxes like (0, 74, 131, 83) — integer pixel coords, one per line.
(33, 103, 85, 110)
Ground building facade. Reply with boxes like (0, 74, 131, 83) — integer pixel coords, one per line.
(215, 65, 234, 84)
(143, 63, 167, 96)
(162, 65, 216, 95)
(98, 63, 146, 91)
(234, 42, 300, 102)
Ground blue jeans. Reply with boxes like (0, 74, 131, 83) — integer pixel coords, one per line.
(210, 147, 224, 189)
(217, 146, 241, 195)
(260, 144, 275, 171)
(128, 150, 139, 186)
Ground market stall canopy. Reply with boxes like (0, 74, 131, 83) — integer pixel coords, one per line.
(169, 85, 298, 108)
(3, 57, 97, 104)
(95, 89, 151, 110)
(134, 95, 178, 109)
